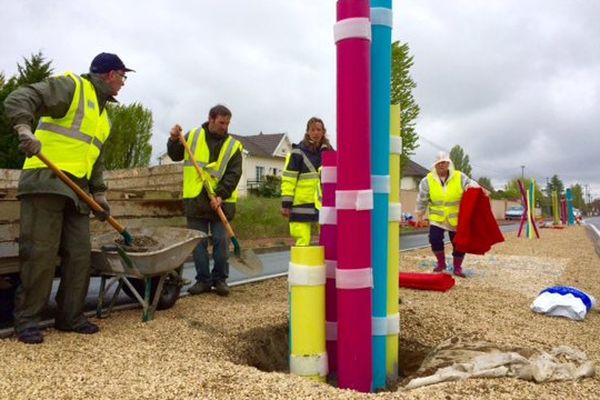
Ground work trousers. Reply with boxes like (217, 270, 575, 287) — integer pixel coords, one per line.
(289, 221, 313, 246)
(428, 224, 465, 258)
(15, 194, 91, 333)
(187, 217, 229, 284)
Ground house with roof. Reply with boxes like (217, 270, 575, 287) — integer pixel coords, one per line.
(157, 132, 292, 196)
(401, 159, 429, 190)
(231, 132, 291, 194)
(157, 133, 429, 195)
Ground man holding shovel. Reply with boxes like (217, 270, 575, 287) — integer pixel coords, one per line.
(167, 105, 243, 297)
(4, 52, 133, 344)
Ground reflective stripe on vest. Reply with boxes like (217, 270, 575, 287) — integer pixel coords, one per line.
(281, 148, 321, 208)
(182, 128, 242, 202)
(23, 72, 111, 179)
(427, 171, 463, 227)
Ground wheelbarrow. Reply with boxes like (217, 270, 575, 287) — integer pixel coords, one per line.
(91, 226, 204, 321)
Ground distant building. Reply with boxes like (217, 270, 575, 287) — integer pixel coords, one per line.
(231, 132, 291, 194)
(157, 132, 292, 196)
(401, 159, 429, 190)
(158, 135, 429, 195)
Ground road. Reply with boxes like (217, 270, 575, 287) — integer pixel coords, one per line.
(81, 222, 524, 303)
(0, 220, 564, 333)
(169, 221, 523, 287)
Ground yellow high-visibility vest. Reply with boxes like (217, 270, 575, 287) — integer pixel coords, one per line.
(182, 127, 242, 203)
(281, 149, 321, 211)
(23, 72, 110, 179)
(427, 171, 464, 227)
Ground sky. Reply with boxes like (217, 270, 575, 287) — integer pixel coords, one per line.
(2, 0, 599, 200)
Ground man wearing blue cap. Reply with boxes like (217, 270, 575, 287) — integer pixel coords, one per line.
(3, 52, 133, 344)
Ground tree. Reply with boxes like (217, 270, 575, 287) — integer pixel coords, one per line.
(449, 145, 473, 177)
(391, 41, 420, 174)
(0, 52, 53, 169)
(477, 176, 494, 192)
(103, 102, 153, 170)
(547, 175, 564, 197)
(570, 183, 585, 209)
(501, 178, 544, 203)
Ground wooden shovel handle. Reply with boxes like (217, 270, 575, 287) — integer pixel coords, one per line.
(178, 134, 236, 239)
(35, 152, 127, 234)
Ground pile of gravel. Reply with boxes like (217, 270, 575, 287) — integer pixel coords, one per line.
(1, 226, 598, 399)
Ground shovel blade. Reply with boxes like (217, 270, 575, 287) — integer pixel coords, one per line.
(230, 249, 263, 277)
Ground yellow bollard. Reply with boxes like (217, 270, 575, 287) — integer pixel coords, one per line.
(289, 245, 327, 381)
(386, 104, 401, 383)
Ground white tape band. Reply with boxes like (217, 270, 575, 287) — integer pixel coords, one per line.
(288, 262, 326, 287)
(334, 17, 371, 43)
(387, 313, 400, 335)
(319, 206, 337, 225)
(325, 259, 337, 279)
(372, 316, 387, 336)
(336, 268, 373, 289)
(321, 166, 337, 184)
(290, 353, 328, 377)
(371, 175, 390, 194)
(390, 136, 402, 155)
(326, 321, 338, 341)
(370, 7, 393, 28)
(336, 189, 374, 211)
(389, 203, 402, 222)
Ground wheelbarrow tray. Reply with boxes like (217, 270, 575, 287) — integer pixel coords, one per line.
(91, 226, 203, 279)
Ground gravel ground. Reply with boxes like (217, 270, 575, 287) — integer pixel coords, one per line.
(1, 225, 599, 399)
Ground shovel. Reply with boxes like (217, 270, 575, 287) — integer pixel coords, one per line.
(178, 133, 263, 276)
(35, 152, 134, 246)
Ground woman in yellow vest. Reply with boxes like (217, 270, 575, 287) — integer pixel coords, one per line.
(415, 151, 480, 277)
(281, 117, 332, 246)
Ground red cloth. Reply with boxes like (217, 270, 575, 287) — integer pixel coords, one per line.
(454, 187, 504, 255)
(399, 272, 455, 292)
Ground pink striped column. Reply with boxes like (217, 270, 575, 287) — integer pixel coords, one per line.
(334, 0, 373, 392)
(319, 150, 338, 376)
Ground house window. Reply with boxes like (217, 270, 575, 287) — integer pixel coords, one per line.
(256, 166, 265, 181)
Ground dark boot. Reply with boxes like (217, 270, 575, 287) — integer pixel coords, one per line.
(453, 256, 466, 278)
(55, 321, 100, 334)
(188, 281, 212, 295)
(214, 281, 230, 297)
(18, 327, 43, 344)
(433, 251, 446, 272)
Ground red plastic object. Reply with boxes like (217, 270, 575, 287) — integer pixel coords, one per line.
(399, 272, 455, 292)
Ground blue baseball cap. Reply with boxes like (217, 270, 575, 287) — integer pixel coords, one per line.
(90, 52, 135, 74)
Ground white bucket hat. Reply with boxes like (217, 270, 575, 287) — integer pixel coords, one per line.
(432, 151, 452, 168)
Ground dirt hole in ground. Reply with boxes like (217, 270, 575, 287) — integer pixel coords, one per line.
(233, 323, 432, 389)
(235, 323, 289, 373)
(399, 338, 432, 377)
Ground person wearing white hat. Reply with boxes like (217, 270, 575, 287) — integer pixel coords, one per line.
(415, 151, 480, 277)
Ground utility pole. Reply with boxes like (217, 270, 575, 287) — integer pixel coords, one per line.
(520, 165, 525, 180)
(585, 184, 591, 215)
(545, 177, 550, 216)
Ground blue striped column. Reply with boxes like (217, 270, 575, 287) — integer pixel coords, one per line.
(370, 0, 393, 390)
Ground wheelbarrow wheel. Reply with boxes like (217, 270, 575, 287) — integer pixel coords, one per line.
(0, 273, 19, 324)
(122, 266, 183, 310)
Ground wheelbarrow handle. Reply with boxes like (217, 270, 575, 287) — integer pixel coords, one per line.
(178, 134, 236, 239)
(35, 152, 128, 235)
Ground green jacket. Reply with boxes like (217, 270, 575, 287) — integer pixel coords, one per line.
(167, 122, 243, 221)
(3, 73, 115, 212)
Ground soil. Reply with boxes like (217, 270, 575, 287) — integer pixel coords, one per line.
(1, 225, 600, 399)
(114, 235, 161, 252)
